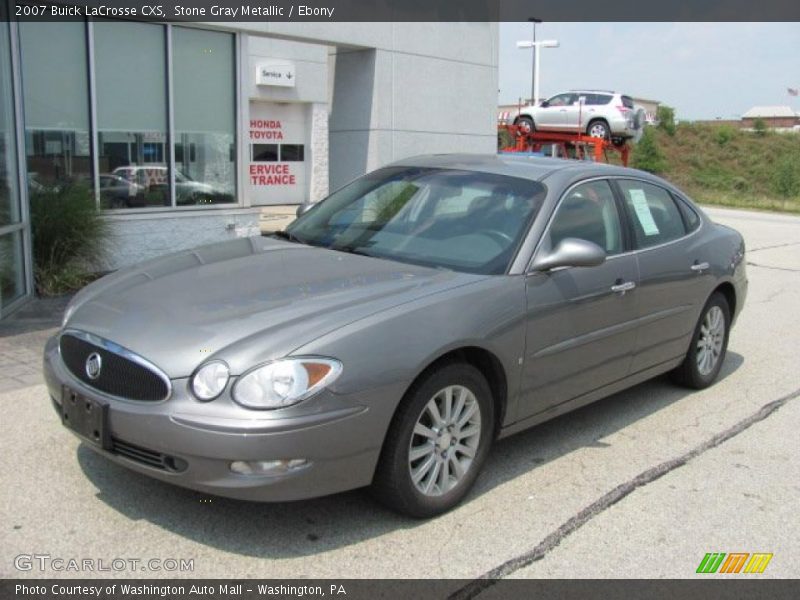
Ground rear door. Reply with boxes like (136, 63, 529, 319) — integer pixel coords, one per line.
(577, 93, 612, 131)
(613, 178, 710, 372)
(520, 179, 639, 420)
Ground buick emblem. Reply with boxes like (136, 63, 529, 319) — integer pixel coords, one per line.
(85, 353, 102, 380)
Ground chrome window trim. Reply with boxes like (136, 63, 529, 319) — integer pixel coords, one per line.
(59, 328, 173, 402)
(526, 175, 705, 273)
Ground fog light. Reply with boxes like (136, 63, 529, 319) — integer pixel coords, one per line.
(230, 459, 309, 476)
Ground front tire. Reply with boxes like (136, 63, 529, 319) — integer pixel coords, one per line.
(671, 292, 730, 389)
(371, 362, 495, 518)
(515, 116, 535, 136)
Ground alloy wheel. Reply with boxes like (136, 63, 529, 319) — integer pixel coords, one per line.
(408, 385, 481, 497)
(696, 305, 725, 376)
(588, 122, 609, 138)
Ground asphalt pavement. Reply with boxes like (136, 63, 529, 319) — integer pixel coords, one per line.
(1, 206, 798, 581)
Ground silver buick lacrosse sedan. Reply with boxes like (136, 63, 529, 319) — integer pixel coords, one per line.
(45, 154, 747, 517)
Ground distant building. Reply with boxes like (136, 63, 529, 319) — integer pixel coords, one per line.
(0, 20, 498, 318)
(631, 97, 660, 124)
(741, 106, 800, 129)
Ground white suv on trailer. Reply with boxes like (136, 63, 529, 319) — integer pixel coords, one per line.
(512, 90, 645, 142)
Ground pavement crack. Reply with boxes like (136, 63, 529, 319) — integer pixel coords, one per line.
(747, 241, 800, 253)
(746, 261, 800, 273)
(449, 385, 800, 600)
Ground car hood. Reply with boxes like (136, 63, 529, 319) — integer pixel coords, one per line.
(65, 237, 486, 377)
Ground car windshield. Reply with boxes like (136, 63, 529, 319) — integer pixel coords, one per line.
(286, 167, 546, 274)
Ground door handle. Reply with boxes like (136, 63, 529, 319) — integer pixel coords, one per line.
(559, 109, 567, 112)
(691, 261, 710, 273)
(611, 281, 636, 294)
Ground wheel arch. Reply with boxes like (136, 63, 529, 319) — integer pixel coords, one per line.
(402, 345, 509, 439)
(586, 117, 610, 133)
(713, 281, 737, 318)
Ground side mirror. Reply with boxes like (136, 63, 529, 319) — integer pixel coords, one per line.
(539, 100, 549, 108)
(531, 238, 606, 272)
(295, 203, 314, 218)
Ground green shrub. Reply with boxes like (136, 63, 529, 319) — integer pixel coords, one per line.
(497, 128, 514, 151)
(771, 153, 800, 198)
(715, 125, 737, 146)
(631, 127, 666, 173)
(30, 182, 109, 296)
(752, 118, 768, 136)
(656, 105, 676, 136)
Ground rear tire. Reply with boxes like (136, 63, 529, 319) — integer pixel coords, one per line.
(371, 362, 495, 518)
(587, 119, 610, 140)
(671, 292, 730, 389)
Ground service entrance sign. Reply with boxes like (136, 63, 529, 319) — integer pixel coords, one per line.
(247, 102, 307, 205)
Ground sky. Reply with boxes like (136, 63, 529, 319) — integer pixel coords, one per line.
(498, 22, 800, 120)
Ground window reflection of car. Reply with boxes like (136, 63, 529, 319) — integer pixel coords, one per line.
(99, 174, 144, 209)
(111, 165, 232, 205)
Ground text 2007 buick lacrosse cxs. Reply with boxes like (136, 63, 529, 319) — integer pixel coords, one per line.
(45, 154, 747, 517)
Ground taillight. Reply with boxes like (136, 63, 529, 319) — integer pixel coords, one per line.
(616, 105, 631, 114)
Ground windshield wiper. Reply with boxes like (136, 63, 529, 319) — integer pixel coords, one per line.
(330, 244, 375, 258)
(271, 230, 304, 244)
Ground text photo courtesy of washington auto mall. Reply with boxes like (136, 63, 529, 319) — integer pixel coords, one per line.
(1, 1, 799, 599)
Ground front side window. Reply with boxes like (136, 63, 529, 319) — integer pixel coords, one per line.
(546, 180, 623, 256)
(287, 168, 546, 275)
(547, 93, 576, 107)
(618, 180, 687, 248)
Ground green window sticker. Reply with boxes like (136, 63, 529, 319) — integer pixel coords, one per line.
(629, 189, 660, 236)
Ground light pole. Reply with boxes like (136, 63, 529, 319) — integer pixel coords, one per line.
(527, 18, 541, 104)
(516, 39, 560, 106)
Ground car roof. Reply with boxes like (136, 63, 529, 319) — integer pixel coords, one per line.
(568, 90, 620, 94)
(388, 153, 644, 183)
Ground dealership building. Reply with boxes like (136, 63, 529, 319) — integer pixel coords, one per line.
(0, 18, 498, 318)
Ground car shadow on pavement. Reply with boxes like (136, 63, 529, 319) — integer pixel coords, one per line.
(78, 352, 743, 559)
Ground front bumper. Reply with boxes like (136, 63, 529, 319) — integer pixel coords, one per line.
(44, 336, 405, 502)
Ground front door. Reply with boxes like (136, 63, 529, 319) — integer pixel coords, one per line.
(537, 93, 577, 131)
(519, 179, 639, 420)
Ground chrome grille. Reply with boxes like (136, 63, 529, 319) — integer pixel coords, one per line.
(59, 331, 170, 401)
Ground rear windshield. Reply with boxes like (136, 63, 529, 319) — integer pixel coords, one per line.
(621, 95, 635, 109)
(287, 167, 547, 275)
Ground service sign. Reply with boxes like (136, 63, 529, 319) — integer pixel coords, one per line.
(256, 62, 296, 87)
(247, 102, 307, 205)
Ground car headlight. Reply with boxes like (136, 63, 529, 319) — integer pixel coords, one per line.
(191, 360, 230, 401)
(232, 357, 342, 410)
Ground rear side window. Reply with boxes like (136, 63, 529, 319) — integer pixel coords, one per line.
(674, 195, 701, 232)
(589, 94, 613, 105)
(617, 180, 686, 248)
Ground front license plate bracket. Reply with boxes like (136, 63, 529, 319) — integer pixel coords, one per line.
(61, 387, 112, 450)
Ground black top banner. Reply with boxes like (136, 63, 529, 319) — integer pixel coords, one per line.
(6, 0, 800, 22)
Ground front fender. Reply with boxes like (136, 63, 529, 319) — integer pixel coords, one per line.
(292, 276, 528, 427)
